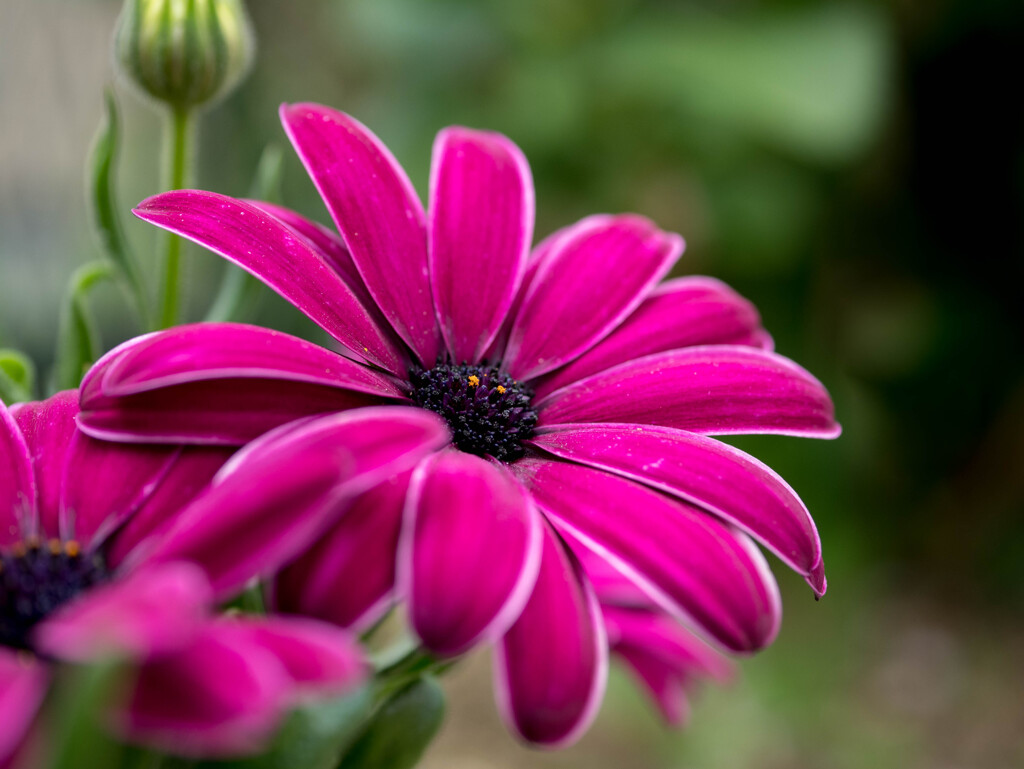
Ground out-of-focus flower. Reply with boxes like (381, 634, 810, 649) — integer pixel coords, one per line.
(78, 103, 839, 746)
(113, 0, 255, 110)
(0, 392, 445, 762)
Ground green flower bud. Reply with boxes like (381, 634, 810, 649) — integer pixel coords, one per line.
(114, 0, 255, 110)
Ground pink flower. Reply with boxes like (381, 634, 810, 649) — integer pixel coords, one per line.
(79, 103, 839, 745)
(0, 391, 445, 761)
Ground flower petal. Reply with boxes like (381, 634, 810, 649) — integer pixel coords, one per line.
(274, 471, 412, 633)
(219, 616, 368, 702)
(429, 127, 533, 363)
(529, 423, 826, 595)
(532, 277, 771, 399)
(514, 459, 782, 653)
(133, 191, 406, 374)
(33, 562, 213, 662)
(80, 375, 386, 446)
(0, 650, 48, 762)
(494, 522, 607, 747)
(118, 623, 287, 757)
(135, 408, 449, 600)
(104, 446, 235, 569)
(537, 346, 841, 438)
(504, 215, 683, 380)
(280, 103, 440, 365)
(400, 452, 542, 656)
(613, 646, 691, 727)
(8, 392, 78, 541)
(58, 433, 179, 550)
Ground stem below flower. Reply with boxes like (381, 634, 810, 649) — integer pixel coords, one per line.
(157, 105, 194, 329)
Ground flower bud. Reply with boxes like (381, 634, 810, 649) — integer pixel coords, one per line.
(114, 0, 255, 110)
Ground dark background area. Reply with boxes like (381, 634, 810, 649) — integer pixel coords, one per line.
(1, 1, 1021, 766)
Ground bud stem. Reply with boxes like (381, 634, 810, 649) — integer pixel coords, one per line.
(157, 104, 195, 329)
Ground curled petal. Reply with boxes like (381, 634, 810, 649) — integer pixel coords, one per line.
(33, 562, 213, 662)
(135, 408, 449, 599)
(504, 215, 683, 380)
(280, 103, 440, 366)
(429, 127, 534, 363)
(529, 423, 826, 595)
(494, 522, 607, 747)
(133, 191, 407, 374)
(274, 471, 412, 633)
(533, 277, 770, 399)
(538, 346, 841, 439)
(8, 392, 79, 541)
(400, 452, 542, 656)
(514, 459, 782, 653)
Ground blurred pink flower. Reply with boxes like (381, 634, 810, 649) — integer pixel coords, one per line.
(0, 392, 444, 761)
(79, 103, 839, 745)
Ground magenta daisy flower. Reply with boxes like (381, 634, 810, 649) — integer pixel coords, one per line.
(0, 391, 445, 760)
(79, 103, 839, 745)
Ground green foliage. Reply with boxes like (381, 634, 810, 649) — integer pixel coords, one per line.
(0, 349, 36, 403)
(338, 677, 446, 769)
(51, 261, 115, 392)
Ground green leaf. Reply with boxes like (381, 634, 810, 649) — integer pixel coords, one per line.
(204, 143, 284, 323)
(52, 261, 115, 392)
(338, 677, 446, 769)
(193, 688, 373, 769)
(44, 662, 128, 769)
(89, 88, 149, 324)
(0, 348, 36, 403)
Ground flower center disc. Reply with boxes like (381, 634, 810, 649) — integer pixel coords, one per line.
(0, 540, 108, 651)
(410, 363, 538, 462)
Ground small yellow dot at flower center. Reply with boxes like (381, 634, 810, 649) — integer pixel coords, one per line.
(496, 385, 507, 394)
(467, 375, 480, 387)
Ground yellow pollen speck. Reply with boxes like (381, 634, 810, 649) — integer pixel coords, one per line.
(467, 375, 480, 387)
(65, 541, 80, 557)
(496, 385, 507, 394)
(48, 539, 62, 554)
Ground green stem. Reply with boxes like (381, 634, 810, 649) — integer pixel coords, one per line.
(157, 105, 194, 328)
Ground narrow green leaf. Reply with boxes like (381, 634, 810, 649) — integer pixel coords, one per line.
(52, 261, 115, 392)
(194, 688, 373, 769)
(0, 348, 36, 403)
(204, 144, 284, 323)
(89, 88, 150, 324)
(338, 677, 446, 769)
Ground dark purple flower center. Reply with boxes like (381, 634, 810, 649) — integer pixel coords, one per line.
(410, 362, 538, 462)
(0, 539, 108, 651)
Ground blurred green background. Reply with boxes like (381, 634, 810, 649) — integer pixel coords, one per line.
(1, 0, 1022, 767)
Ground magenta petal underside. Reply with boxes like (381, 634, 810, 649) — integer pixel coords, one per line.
(532, 277, 771, 399)
(494, 522, 607, 748)
(133, 190, 406, 374)
(96, 324, 405, 401)
(137, 408, 449, 600)
(280, 103, 440, 366)
(504, 215, 683, 381)
(105, 446, 236, 569)
(120, 623, 287, 757)
(538, 346, 841, 439)
(514, 459, 781, 653)
(429, 127, 533, 363)
(34, 562, 213, 663)
(80, 374, 384, 447)
(401, 451, 541, 657)
(220, 616, 367, 701)
(0, 401, 35, 548)
(58, 432, 178, 550)
(529, 423, 826, 595)
(274, 471, 412, 633)
(8, 391, 78, 542)
(0, 649, 48, 762)
(613, 646, 690, 727)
